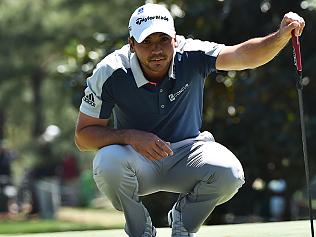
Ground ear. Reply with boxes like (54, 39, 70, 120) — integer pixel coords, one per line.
(128, 37, 135, 53)
(174, 34, 178, 48)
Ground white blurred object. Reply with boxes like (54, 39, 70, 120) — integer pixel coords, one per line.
(4, 185, 17, 197)
(268, 179, 287, 193)
(268, 179, 287, 221)
(42, 125, 61, 142)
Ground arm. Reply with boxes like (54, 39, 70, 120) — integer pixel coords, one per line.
(216, 12, 305, 71)
(75, 112, 126, 151)
(75, 112, 173, 160)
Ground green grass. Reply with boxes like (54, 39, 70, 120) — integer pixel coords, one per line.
(0, 219, 106, 235)
(0, 220, 314, 237)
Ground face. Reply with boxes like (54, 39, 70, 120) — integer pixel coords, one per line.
(129, 33, 176, 81)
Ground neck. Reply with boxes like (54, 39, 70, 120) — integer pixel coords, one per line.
(141, 66, 169, 83)
(144, 72, 167, 83)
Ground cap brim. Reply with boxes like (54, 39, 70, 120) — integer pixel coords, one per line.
(134, 26, 176, 43)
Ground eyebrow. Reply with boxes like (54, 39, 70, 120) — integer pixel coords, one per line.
(145, 33, 171, 41)
(158, 33, 169, 37)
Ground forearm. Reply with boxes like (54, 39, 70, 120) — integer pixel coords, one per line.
(218, 12, 305, 71)
(236, 30, 290, 69)
(75, 125, 131, 151)
(75, 126, 173, 161)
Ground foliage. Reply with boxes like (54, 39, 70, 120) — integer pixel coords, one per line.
(0, 0, 315, 224)
(0, 0, 143, 180)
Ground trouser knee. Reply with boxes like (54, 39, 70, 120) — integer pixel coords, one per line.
(93, 145, 126, 185)
(214, 166, 245, 204)
(92, 145, 137, 210)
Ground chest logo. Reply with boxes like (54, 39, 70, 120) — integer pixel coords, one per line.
(168, 83, 189, 102)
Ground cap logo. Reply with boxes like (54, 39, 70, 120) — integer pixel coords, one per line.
(138, 7, 144, 14)
(135, 15, 169, 25)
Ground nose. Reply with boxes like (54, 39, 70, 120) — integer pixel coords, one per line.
(152, 42, 163, 54)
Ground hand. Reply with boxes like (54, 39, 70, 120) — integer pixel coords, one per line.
(126, 130, 173, 160)
(280, 12, 305, 37)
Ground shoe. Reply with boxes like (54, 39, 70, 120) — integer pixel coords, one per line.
(143, 211, 156, 237)
(127, 208, 156, 237)
(168, 204, 196, 237)
(143, 226, 156, 237)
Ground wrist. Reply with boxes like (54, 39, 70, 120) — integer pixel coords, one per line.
(121, 129, 134, 145)
(276, 28, 291, 43)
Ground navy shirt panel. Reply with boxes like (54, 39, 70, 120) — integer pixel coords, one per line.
(79, 36, 225, 142)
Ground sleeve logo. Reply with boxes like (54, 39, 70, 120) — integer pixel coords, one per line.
(83, 93, 96, 107)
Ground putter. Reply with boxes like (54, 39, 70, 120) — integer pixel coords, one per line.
(291, 30, 315, 237)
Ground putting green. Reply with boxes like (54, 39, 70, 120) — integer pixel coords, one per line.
(0, 220, 313, 237)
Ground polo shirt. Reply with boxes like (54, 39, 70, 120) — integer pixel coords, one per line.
(80, 35, 225, 142)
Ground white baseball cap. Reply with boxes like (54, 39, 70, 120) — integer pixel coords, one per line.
(128, 3, 176, 43)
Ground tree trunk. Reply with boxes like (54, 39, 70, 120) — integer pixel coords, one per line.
(31, 70, 44, 137)
(0, 108, 4, 140)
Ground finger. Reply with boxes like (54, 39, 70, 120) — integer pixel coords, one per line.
(285, 22, 300, 36)
(144, 151, 158, 161)
(152, 143, 169, 158)
(298, 18, 305, 36)
(283, 13, 305, 36)
(282, 12, 297, 26)
(294, 22, 301, 37)
(294, 16, 305, 36)
(135, 148, 156, 161)
(146, 150, 164, 160)
(155, 139, 173, 156)
(153, 148, 167, 160)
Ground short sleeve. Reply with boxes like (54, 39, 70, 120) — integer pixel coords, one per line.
(79, 66, 115, 119)
(176, 36, 225, 77)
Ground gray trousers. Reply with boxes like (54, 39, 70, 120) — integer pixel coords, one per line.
(93, 132, 245, 237)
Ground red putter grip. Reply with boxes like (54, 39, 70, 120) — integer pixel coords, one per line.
(291, 30, 302, 73)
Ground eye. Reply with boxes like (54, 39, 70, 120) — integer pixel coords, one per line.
(141, 39, 151, 45)
(160, 35, 172, 44)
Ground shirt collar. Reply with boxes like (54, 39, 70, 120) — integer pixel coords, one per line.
(130, 51, 176, 88)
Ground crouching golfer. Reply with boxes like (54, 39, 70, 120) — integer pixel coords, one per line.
(75, 3, 305, 237)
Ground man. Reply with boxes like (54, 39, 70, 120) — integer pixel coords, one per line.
(0, 142, 11, 178)
(0, 141, 12, 213)
(75, 3, 305, 237)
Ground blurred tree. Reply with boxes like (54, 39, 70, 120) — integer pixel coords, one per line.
(0, 0, 315, 225)
(0, 0, 142, 156)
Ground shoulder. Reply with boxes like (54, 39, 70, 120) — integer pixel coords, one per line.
(175, 35, 225, 56)
(87, 44, 131, 87)
(95, 44, 131, 77)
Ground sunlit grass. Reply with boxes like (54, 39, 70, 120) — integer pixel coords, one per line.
(0, 219, 105, 235)
(0, 220, 313, 237)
